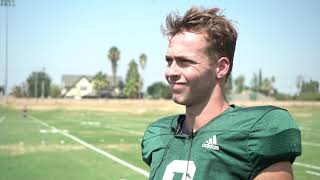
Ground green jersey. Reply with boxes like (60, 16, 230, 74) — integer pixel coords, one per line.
(141, 105, 301, 180)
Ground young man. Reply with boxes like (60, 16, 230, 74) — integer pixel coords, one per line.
(141, 7, 301, 180)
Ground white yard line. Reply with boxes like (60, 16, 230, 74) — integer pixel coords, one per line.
(294, 162, 320, 171)
(303, 142, 320, 147)
(30, 116, 50, 127)
(30, 115, 320, 178)
(30, 115, 149, 178)
(306, 170, 320, 176)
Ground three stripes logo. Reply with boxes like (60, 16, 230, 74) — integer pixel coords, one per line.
(202, 135, 219, 150)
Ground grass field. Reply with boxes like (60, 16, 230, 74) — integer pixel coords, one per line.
(0, 102, 320, 180)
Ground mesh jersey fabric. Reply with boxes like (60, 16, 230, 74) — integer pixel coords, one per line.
(141, 105, 301, 180)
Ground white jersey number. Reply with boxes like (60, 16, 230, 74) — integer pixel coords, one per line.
(162, 160, 196, 180)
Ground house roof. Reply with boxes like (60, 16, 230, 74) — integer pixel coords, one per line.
(61, 74, 124, 98)
(61, 74, 123, 88)
(106, 76, 123, 87)
(62, 75, 94, 88)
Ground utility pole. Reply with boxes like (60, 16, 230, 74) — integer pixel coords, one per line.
(41, 67, 45, 98)
(35, 72, 37, 98)
(0, 0, 15, 101)
(41, 79, 44, 98)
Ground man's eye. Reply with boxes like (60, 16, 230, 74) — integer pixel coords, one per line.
(166, 59, 173, 65)
(180, 60, 194, 66)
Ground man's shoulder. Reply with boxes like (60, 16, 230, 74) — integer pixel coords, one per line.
(231, 105, 291, 122)
(221, 105, 295, 131)
(142, 114, 180, 140)
(147, 114, 180, 129)
(233, 105, 285, 116)
(243, 106, 301, 178)
(141, 114, 180, 166)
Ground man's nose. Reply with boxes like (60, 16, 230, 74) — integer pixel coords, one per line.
(165, 61, 181, 82)
(166, 61, 181, 77)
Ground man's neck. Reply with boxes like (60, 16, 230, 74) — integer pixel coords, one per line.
(184, 87, 229, 133)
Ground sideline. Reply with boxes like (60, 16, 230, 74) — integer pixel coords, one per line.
(29, 115, 149, 178)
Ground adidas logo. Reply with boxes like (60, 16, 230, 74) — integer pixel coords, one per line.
(202, 135, 219, 150)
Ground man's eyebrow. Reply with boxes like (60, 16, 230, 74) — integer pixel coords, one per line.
(165, 55, 172, 61)
(165, 55, 193, 61)
(175, 56, 192, 61)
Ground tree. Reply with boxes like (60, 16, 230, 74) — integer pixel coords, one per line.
(296, 75, 304, 93)
(139, 53, 147, 71)
(250, 70, 276, 96)
(0, 86, 4, 95)
(124, 59, 141, 98)
(260, 76, 275, 96)
(234, 75, 245, 93)
(147, 81, 172, 99)
(250, 73, 259, 92)
(258, 69, 263, 89)
(11, 85, 23, 97)
(93, 71, 109, 92)
(300, 80, 319, 94)
(107, 46, 120, 87)
(49, 84, 61, 98)
(294, 79, 320, 101)
(27, 71, 51, 98)
(139, 53, 147, 98)
(226, 74, 233, 93)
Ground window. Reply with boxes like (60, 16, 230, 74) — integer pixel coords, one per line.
(80, 86, 87, 91)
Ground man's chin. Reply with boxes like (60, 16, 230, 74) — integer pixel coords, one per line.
(172, 95, 189, 105)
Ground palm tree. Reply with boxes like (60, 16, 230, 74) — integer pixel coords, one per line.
(107, 46, 120, 88)
(139, 53, 147, 98)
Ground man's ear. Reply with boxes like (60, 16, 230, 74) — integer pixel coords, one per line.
(215, 57, 230, 80)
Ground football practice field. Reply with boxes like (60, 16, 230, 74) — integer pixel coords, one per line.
(0, 103, 319, 180)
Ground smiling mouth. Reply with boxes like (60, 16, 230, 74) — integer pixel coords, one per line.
(170, 83, 187, 90)
(169, 82, 186, 85)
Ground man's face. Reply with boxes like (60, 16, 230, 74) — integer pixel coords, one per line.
(165, 32, 216, 106)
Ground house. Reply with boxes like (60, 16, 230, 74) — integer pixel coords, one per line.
(61, 75, 94, 99)
(61, 74, 123, 99)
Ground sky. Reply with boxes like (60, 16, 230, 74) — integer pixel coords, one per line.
(0, 0, 319, 95)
